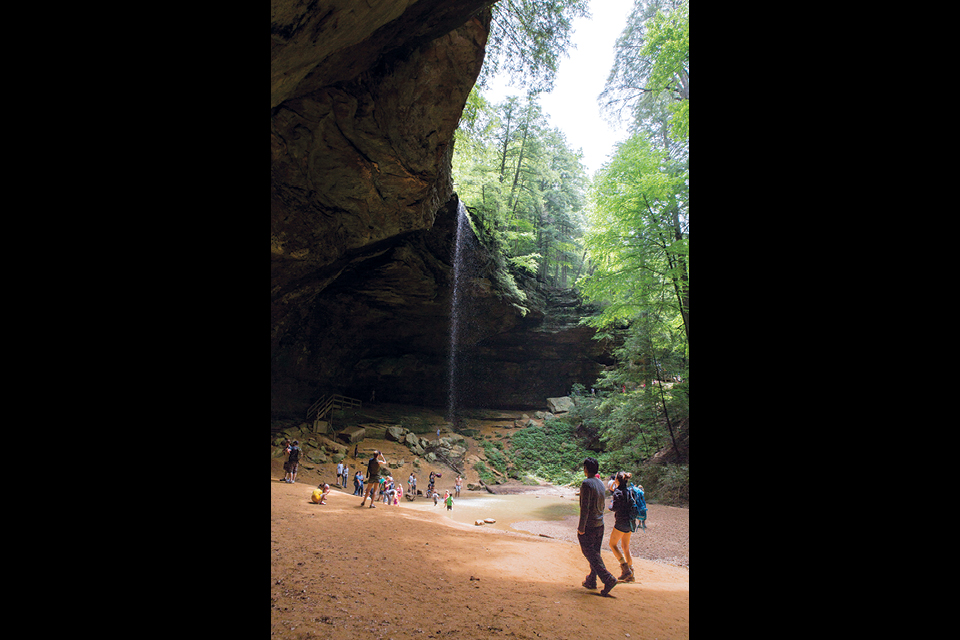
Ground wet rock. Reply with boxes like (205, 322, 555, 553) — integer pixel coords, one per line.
(546, 397, 574, 414)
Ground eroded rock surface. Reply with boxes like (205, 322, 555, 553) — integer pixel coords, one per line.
(270, 2, 614, 417)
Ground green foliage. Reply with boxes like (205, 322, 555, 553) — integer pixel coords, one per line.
(600, 0, 689, 150)
(474, 460, 496, 485)
(509, 418, 595, 486)
(481, 0, 591, 93)
(454, 91, 589, 289)
(640, 2, 689, 142)
(579, 133, 688, 348)
(632, 464, 688, 505)
(480, 440, 509, 475)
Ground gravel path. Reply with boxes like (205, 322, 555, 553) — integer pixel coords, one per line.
(511, 503, 689, 569)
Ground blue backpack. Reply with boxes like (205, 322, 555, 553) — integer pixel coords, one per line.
(627, 485, 647, 521)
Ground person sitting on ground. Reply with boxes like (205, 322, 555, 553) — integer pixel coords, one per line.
(312, 483, 331, 505)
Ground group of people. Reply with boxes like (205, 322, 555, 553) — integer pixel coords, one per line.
(335, 461, 351, 491)
(282, 442, 464, 510)
(577, 457, 648, 597)
(289, 442, 651, 600)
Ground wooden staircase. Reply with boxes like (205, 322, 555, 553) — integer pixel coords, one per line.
(306, 394, 362, 428)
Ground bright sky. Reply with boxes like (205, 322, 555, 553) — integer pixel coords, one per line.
(484, 0, 635, 178)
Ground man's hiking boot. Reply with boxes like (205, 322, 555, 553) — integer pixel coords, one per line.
(582, 574, 597, 590)
(600, 576, 618, 597)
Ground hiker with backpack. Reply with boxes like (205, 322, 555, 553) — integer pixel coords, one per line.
(633, 482, 648, 531)
(284, 440, 302, 484)
(608, 471, 641, 583)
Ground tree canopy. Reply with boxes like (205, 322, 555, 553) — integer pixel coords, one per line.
(479, 0, 591, 93)
(451, 0, 690, 483)
(600, 0, 689, 148)
(453, 91, 590, 291)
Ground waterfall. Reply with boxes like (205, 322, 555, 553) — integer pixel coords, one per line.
(446, 199, 469, 426)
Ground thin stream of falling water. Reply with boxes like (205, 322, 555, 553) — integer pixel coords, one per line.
(446, 199, 468, 426)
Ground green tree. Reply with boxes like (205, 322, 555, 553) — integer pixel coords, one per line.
(453, 90, 590, 289)
(579, 134, 688, 344)
(600, 0, 689, 147)
(480, 0, 591, 93)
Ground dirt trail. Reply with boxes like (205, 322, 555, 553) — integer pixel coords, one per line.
(271, 476, 689, 639)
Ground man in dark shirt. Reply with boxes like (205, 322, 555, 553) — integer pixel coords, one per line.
(578, 456, 617, 596)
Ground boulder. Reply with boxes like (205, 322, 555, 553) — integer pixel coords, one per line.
(363, 426, 387, 439)
(319, 437, 348, 455)
(404, 432, 419, 447)
(337, 425, 366, 444)
(305, 449, 328, 464)
(386, 426, 406, 442)
(546, 396, 575, 414)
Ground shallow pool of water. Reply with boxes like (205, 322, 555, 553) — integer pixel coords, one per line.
(403, 492, 580, 534)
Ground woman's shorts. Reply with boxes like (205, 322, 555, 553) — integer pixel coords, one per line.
(614, 520, 634, 533)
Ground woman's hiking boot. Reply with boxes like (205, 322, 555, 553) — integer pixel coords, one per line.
(618, 563, 636, 583)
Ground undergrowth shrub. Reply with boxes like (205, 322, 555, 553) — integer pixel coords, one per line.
(633, 464, 688, 506)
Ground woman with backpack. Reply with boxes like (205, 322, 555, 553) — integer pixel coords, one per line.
(608, 471, 637, 583)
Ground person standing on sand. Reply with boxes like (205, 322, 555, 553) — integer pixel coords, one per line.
(280, 438, 292, 481)
(455, 476, 462, 498)
(578, 457, 617, 596)
(284, 441, 301, 484)
(359, 450, 386, 508)
(445, 490, 453, 511)
(609, 471, 636, 583)
(383, 476, 395, 504)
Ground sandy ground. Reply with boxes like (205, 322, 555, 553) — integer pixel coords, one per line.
(271, 466, 689, 639)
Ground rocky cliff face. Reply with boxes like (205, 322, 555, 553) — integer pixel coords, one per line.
(270, 1, 613, 418)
